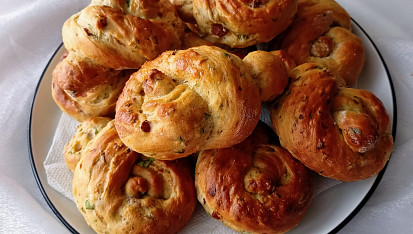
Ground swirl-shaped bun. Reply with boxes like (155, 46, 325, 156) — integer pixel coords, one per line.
(63, 0, 184, 69)
(195, 122, 313, 233)
(278, 0, 365, 86)
(52, 52, 133, 121)
(64, 117, 112, 171)
(270, 63, 394, 181)
(115, 46, 261, 160)
(192, 0, 298, 48)
(72, 120, 196, 234)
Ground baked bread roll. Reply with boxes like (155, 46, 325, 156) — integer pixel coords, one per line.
(243, 50, 289, 102)
(63, 0, 184, 69)
(278, 0, 365, 86)
(52, 52, 133, 121)
(115, 46, 261, 160)
(270, 63, 394, 181)
(195, 122, 313, 233)
(63, 117, 111, 171)
(73, 120, 196, 234)
(192, 0, 298, 48)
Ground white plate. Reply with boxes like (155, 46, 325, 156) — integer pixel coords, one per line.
(29, 19, 396, 234)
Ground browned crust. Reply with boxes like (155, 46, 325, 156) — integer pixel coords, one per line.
(115, 46, 261, 160)
(193, 0, 298, 47)
(270, 63, 393, 181)
(73, 120, 196, 234)
(195, 123, 313, 233)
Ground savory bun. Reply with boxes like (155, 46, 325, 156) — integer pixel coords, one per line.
(192, 0, 298, 48)
(195, 122, 313, 233)
(73, 120, 196, 234)
(115, 46, 261, 160)
(278, 0, 365, 86)
(52, 52, 132, 121)
(63, 0, 184, 69)
(270, 63, 394, 181)
(243, 51, 289, 102)
(63, 117, 111, 171)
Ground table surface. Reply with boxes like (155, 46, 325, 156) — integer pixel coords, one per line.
(1, 0, 412, 233)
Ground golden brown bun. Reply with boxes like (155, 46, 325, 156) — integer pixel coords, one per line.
(243, 51, 289, 102)
(278, 0, 365, 86)
(73, 120, 196, 234)
(195, 122, 313, 233)
(270, 63, 394, 181)
(115, 46, 261, 160)
(192, 0, 298, 48)
(51, 52, 132, 121)
(63, 0, 184, 69)
(63, 117, 111, 171)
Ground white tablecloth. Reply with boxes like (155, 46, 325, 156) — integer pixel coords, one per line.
(1, 0, 412, 233)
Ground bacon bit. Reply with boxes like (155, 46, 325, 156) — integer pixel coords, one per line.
(211, 24, 229, 38)
(208, 187, 216, 197)
(83, 28, 93, 36)
(97, 16, 107, 29)
(141, 120, 151, 132)
(211, 211, 221, 220)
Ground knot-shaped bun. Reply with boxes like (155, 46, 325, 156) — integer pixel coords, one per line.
(195, 122, 313, 233)
(278, 0, 365, 86)
(63, 0, 184, 69)
(115, 46, 261, 160)
(270, 63, 393, 181)
(192, 0, 298, 48)
(52, 52, 133, 121)
(64, 117, 112, 171)
(72, 120, 196, 234)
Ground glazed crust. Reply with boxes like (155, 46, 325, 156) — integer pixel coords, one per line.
(72, 120, 196, 234)
(279, 0, 364, 86)
(115, 46, 261, 160)
(270, 63, 394, 181)
(193, 0, 298, 48)
(63, 0, 184, 69)
(195, 123, 313, 233)
(51, 52, 132, 121)
(63, 117, 112, 171)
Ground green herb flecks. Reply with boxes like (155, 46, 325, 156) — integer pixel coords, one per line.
(85, 200, 95, 210)
(352, 128, 361, 135)
(136, 157, 154, 168)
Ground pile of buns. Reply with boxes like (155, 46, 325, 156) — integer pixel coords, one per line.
(53, 0, 394, 233)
